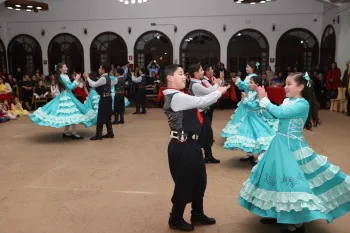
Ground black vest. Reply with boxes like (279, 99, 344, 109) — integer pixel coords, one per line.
(96, 74, 111, 96)
(115, 76, 125, 92)
(163, 93, 201, 135)
(188, 80, 197, 96)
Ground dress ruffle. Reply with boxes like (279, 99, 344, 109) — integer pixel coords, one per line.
(240, 139, 350, 224)
(30, 91, 96, 128)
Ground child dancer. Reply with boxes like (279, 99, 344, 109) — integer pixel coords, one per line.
(238, 72, 350, 233)
(163, 64, 228, 231)
(221, 61, 259, 162)
(30, 63, 96, 139)
(85, 71, 130, 125)
(223, 76, 277, 164)
(112, 67, 130, 124)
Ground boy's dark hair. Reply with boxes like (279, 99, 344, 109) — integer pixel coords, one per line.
(188, 63, 201, 78)
(163, 64, 182, 85)
(100, 64, 111, 74)
(115, 67, 124, 76)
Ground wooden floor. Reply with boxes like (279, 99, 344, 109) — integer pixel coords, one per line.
(0, 108, 349, 233)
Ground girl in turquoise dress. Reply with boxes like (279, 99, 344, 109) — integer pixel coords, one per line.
(239, 72, 350, 233)
(30, 63, 96, 139)
(223, 76, 277, 158)
(221, 61, 278, 162)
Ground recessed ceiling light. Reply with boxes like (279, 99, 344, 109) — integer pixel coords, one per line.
(27, 5, 33, 8)
(15, 5, 21, 7)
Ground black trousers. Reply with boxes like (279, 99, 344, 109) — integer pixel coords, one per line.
(96, 96, 113, 135)
(168, 139, 207, 206)
(198, 111, 214, 149)
(135, 88, 146, 112)
(114, 93, 125, 114)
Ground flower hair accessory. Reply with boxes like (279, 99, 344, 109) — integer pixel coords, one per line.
(256, 62, 260, 69)
(303, 72, 311, 87)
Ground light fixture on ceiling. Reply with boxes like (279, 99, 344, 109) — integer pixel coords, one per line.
(119, 0, 148, 5)
(4, 1, 49, 12)
(234, 0, 273, 4)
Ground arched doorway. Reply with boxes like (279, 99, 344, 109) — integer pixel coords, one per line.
(320, 25, 336, 73)
(227, 29, 269, 73)
(276, 28, 319, 72)
(90, 32, 128, 72)
(48, 33, 84, 74)
(134, 30, 173, 71)
(8, 34, 42, 75)
(0, 38, 6, 73)
(180, 30, 220, 71)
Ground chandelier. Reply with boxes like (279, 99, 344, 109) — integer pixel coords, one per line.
(4, 0, 49, 12)
(234, 0, 272, 4)
(119, 0, 148, 4)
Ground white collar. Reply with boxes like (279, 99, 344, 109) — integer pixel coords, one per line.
(163, 89, 181, 95)
(190, 78, 201, 83)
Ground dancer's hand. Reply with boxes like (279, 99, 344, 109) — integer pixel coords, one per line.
(256, 86, 267, 100)
(214, 78, 221, 85)
(217, 86, 228, 94)
(241, 92, 246, 99)
(83, 73, 89, 79)
(226, 84, 231, 89)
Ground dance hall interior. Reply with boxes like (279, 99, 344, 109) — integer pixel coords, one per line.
(0, 0, 350, 233)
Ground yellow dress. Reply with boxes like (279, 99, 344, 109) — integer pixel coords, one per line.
(10, 103, 29, 116)
(0, 84, 6, 93)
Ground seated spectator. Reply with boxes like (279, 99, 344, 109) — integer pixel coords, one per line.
(0, 100, 17, 120)
(21, 75, 33, 110)
(50, 79, 60, 98)
(10, 97, 29, 116)
(0, 103, 10, 123)
(0, 77, 13, 105)
(34, 80, 49, 99)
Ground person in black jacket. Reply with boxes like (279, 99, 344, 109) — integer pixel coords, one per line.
(84, 64, 118, 140)
(132, 67, 147, 114)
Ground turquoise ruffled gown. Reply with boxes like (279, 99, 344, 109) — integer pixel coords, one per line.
(239, 97, 350, 224)
(223, 90, 277, 154)
(221, 73, 256, 138)
(30, 74, 96, 128)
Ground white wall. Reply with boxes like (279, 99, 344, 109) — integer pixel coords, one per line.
(1, 0, 325, 74)
(321, 2, 350, 73)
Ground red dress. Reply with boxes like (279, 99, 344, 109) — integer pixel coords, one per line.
(73, 86, 87, 102)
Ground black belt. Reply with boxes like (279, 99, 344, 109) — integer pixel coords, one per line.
(170, 131, 199, 142)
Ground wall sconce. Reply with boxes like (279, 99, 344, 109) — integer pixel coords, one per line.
(337, 15, 340, 24)
(128, 27, 132, 34)
(41, 29, 45, 36)
(83, 28, 87, 35)
(174, 26, 177, 33)
(223, 24, 226, 32)
(272, 24, 275, 31)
